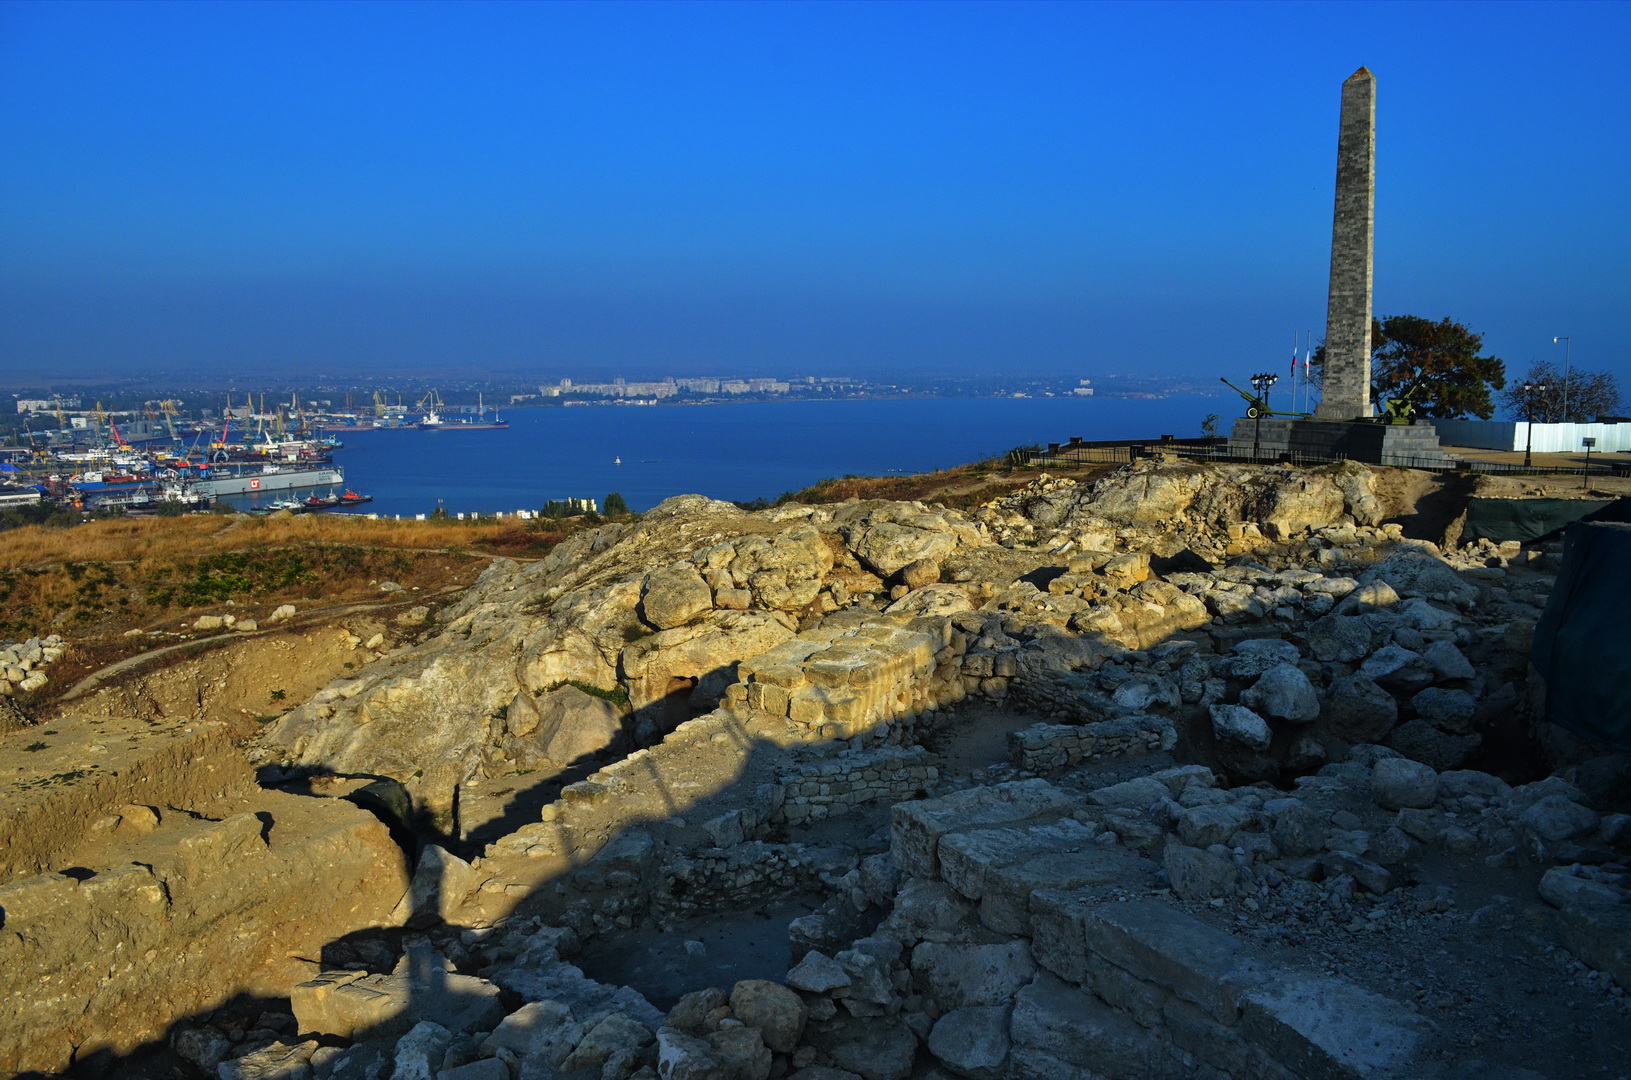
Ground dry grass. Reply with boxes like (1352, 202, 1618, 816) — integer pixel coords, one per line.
(0, 512, 550, 570)
(0, 511, 601, 648)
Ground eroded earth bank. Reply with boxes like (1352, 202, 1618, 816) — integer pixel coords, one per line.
(3, 459, 1628, 1080)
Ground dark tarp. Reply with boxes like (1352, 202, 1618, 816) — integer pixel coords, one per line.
(1461, 497, 1622, 545)
(1531, 520, 1631, 750)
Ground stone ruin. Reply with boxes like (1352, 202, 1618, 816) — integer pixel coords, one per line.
(2, 458, 1628, 1078)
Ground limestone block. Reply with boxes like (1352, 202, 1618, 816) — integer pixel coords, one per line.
(1027, 888, 1098, 986)
(890, 780, 1076, 879)
(1555, 900, 1631, 990)
(730, 980, 808, 1053)
(1239, 974, 1429, 1080)
(877, 879, 980, 946)
(788, 950, 852, 993)
(399, 844, 480, 927)
(1219, 638, 1300, 678)
(1082, 899, 1264, 1024)
(1361, 645, 1433, 694)
(640, 566, 714, 629)
(1163, 842, 1240, 903)
(218, 1039, 320, 1080)
(926, 1006, 1009, 1080)
(804, 1014, 918, 1080)
(1306, 615, 1371, 663)
(393, 1021, 453, 1080)
(1100, 553, 1150, 589)
(937, 819, 1151, 935)
(171, 1026, 233, 1072)
(487, 956, 664, 1031)
(1322, 673, 1398, 744)
(1175, 803, 1252, 849)
(847, 521, 956, 577)
(481, 1000, 586, 1066)
(656, 1028, 725, 1080)
(437, 1058, 509, 1080)
(1083, 776, 1169, 811)
(1009, 972, 1158, 1075)
(900, 559, 942, 588)
(706, 1025, 773, 1080)
(1410, 687, 1477, 729)
(1370, 757, 1438, 810)
(1242, 663, 1321, 725)
(1085, 953, 1168, 1026)
(294, 952, 505, 1042)
(1334, 580, 1399, 615)
(716, 587, 753, 610)
(1210, 704, 1272, 750)
(1161, 996, 1250, 1075)
(910, 941, 1036, 1009)
(1385, 721, 1479, 772)
(1521, 797, 1601, 842)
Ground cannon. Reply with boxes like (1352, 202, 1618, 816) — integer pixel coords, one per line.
(1219, 377, 1311, 420)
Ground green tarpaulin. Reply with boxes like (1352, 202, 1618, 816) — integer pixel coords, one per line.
(1462, 498, 1615, 545)
(1531, 519, 1631, 751)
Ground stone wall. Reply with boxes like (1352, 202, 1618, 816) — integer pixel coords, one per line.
(833, 777, 1437, 1079)
(1007, 715, 1177, 772)
(775, 745, 938, 826)
(723, 621, 955, 739)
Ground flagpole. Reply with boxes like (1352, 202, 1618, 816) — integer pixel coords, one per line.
(1301, 330, 1308, 413)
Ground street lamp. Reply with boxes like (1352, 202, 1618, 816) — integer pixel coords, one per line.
(1522, 380, 1547, 468)
(1554, 336, 1572, 421)
(1249, 372, 1278, 459)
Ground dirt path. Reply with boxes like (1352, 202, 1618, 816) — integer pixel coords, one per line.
(55, 585, 464, 703)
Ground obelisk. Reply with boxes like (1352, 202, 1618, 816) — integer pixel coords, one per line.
(1315, 67, 1376, 420)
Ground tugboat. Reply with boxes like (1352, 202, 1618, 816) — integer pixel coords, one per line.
(338, 490, 373, 506)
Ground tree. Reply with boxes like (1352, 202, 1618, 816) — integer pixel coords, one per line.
(1497, 360, 1621, 423)
(604, 492, 630, 516)
(1312, 315, 1506, 419)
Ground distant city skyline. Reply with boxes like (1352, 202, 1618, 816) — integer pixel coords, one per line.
(1, 1, 1626, 387)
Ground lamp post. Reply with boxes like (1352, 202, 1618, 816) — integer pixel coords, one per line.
(1249, 371, 1278, 459)
(1583, 436, 1596, 490)
(1522, 380, 1546, 468)
(1553, 336, 1572, 421)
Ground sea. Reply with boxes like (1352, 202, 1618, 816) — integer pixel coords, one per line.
(218, 393, 1230, 517)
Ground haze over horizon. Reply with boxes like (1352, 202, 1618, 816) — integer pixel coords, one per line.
(1, 1, 1626, 387)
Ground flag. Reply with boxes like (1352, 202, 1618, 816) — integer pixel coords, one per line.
(1291, 351, 1299, 375)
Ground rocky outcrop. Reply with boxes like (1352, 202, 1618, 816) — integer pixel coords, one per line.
(49, 457, 1616, 1080)
(255, 462, 1544, 824)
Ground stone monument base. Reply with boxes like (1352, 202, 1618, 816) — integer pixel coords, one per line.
(1227, 417, 1452, 467)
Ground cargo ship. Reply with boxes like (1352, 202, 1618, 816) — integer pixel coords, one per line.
(188, 465, 345, 497)
(417, 392, 509, 430)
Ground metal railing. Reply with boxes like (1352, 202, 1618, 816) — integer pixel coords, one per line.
(1013, 437, 1618, 478)
(1166, 442, 1611, 476)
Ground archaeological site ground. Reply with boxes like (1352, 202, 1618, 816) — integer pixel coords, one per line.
(2, 457, 1629, 1080)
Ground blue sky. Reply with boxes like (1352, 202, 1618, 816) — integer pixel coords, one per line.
(1, 0, 1626, 386)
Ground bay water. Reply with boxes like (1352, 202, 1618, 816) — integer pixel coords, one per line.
(226, 394, 1226, 516)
